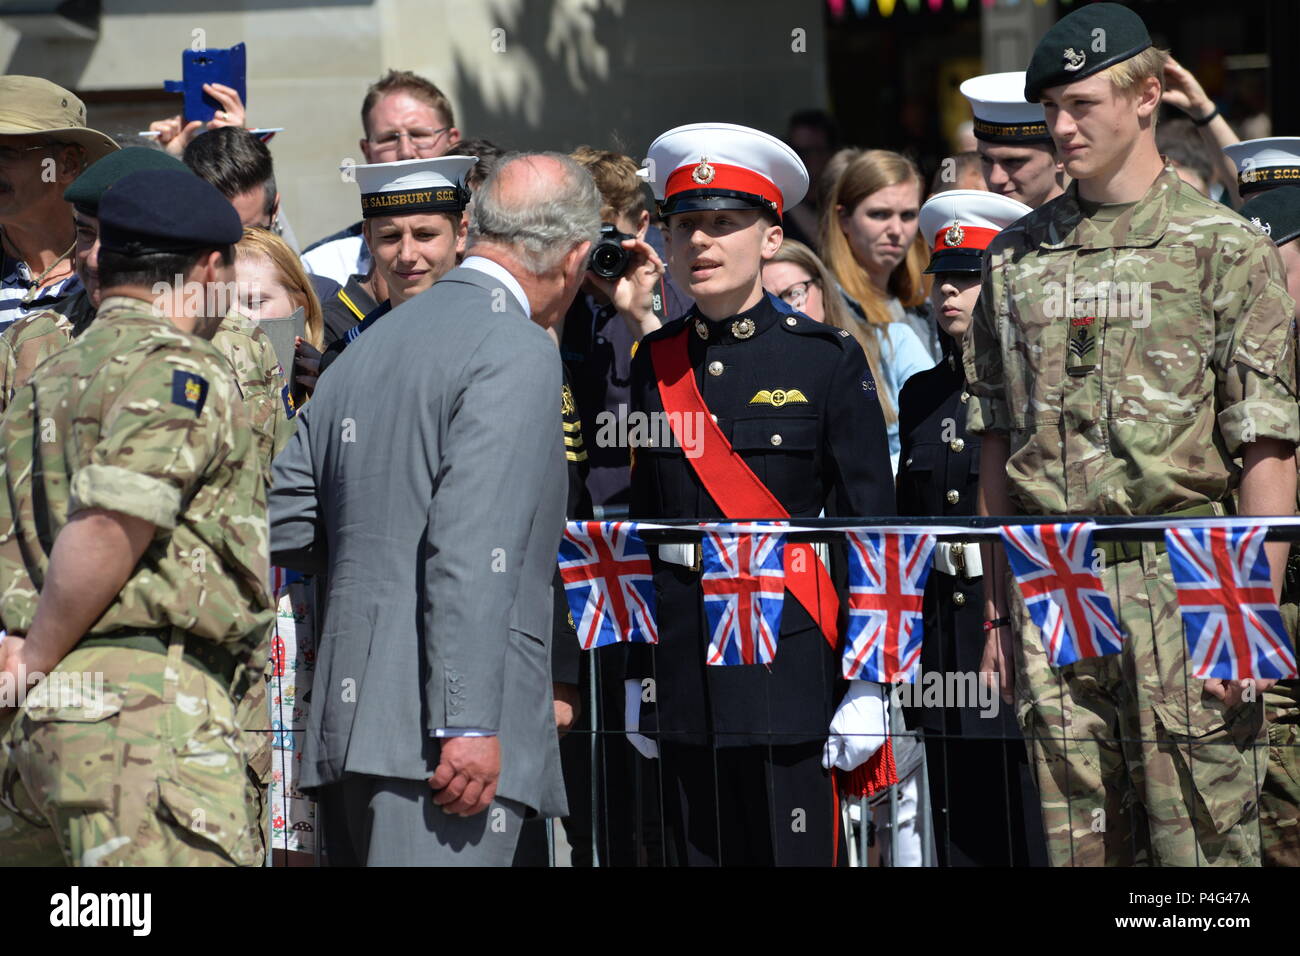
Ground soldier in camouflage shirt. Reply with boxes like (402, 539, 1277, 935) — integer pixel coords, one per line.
(0, 169, 272, 866)
(967, 5, 1299, 866)
(210, 233, 298, 864)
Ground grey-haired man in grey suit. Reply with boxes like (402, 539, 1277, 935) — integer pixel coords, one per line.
(269, 152, 601, 865)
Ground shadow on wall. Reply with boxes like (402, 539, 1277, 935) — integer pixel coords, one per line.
(445, 0, 634, 153)
(443, 0, 824, 159)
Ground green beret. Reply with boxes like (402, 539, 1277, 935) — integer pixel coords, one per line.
(1024, 2, 1152, 102)
(63, 146, 188, 215)
(1238, 186, 1300, 248)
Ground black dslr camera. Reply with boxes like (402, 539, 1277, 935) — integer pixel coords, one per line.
(587, 223, 636, 279)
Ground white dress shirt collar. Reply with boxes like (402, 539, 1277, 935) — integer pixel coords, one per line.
(459, 255, 531, 319)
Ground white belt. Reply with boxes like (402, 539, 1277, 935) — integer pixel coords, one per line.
(657, 541, 831, 572)
(933, 540, 982, 579)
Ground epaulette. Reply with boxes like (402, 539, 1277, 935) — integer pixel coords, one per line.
(780, 310, 851, 349)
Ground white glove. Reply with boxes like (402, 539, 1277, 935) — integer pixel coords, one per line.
(822, 680, 890, 772)
(624, 678, 659, 760)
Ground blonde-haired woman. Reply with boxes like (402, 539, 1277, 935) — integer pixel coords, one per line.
(232, 227, 327, 865)
(763, 238, 930, 473)
(820, 149, 941, 364)
(234, 227, 326, 397)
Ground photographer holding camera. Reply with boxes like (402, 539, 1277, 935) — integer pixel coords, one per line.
(562, 147, 671, 510)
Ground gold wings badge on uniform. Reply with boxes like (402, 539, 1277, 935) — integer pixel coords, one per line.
(748, 388, 809, 408)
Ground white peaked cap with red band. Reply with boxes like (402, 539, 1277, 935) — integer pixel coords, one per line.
(641, 122, 808, 219)
(918, 189, 1031, 274)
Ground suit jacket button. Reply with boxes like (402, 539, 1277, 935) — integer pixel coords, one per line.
(707, 360, 724, 376)
(770, 434, 783, 446)
(946, 489, 960, 505)
(952, 591, 967, 607)
(960, 391, 970, 403)
(785, 316, 798, 326)
(949, 438, 966, 452)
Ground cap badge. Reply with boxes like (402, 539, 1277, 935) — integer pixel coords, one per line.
(694, 318, 710, 341)
(1250, 216, 1273, 237)
(944, 223, 966, 247)
(692, 156, 716, 186)
(1063, 48, 1086, 71)
(731, 317, 756, 339)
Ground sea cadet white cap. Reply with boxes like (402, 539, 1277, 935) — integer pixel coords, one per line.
(642, 122, 808, 219)
(346, 155, 477, 219)
(959, 72, 1052, 145)
(1222, 138, 1300, 196)
(919, 189, 1031, 274)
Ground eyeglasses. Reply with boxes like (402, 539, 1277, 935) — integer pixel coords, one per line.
(776, 278, 817, 308)
(0, 142, 58, 166)
(368, 127, 451, 154)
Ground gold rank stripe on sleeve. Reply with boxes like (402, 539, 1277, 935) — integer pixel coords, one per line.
(336, 289, 367, 322)
(566, 449, 588, 463)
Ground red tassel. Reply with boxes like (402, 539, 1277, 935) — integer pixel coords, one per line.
(835, 737, 898, 797)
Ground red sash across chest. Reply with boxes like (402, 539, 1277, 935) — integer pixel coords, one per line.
(649, 330, 839, 648)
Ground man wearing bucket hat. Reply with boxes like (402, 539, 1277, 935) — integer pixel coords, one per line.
(0, 76, 117, 333)
(0, 147, 185, 413)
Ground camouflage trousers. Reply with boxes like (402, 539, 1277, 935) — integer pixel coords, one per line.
(1261, 681, 1300, 866)
(0, 638, 263, 866)
(235, 668, 272, 862)
(1008, 544, 1266, 867)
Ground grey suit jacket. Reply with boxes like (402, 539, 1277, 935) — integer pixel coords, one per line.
(270, 265, 568, 818)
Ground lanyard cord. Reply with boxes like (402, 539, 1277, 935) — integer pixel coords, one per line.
(2, 227, 77, 306)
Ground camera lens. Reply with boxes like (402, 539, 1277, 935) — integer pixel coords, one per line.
(589, 239, 629, 279)
(592, 245, 621, 275)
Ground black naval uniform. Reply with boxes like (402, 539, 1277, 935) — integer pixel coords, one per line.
(513, 368, 594, 866)
(895, 337, 1046, 867)
(318, 273, 375, 348)
(628, 291, 894, 866)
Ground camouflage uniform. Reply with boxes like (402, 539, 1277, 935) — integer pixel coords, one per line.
(210, 309, 295, 864)
(1263, 481, 1300, 865)
(965, 166, 1300, 866)
(0, 295, 273, 866)
(0, 287, 94, 413)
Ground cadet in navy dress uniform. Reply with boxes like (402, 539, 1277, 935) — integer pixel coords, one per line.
(626, 123, 895, 866)
(316, 156, 474, 376)
(959, 70, 1065, 210)
(897, 189, 1046, 866)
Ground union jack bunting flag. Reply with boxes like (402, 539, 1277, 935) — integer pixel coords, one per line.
(701, 530, 786, 666)
(557, 521, 657, 649)
(1165, 525, 1299, 680)
(844, 531, 936, 682)
(1001, 522, 1124, 666)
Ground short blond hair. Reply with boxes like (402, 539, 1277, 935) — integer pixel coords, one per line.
(1099, 46, 1169, 94)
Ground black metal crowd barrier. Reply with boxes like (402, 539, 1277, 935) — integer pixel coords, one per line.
(267, 514, 1300, 866)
